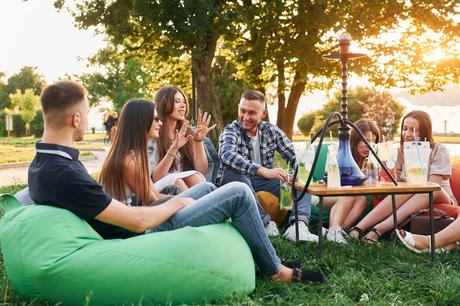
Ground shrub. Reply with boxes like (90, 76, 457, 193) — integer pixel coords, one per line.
(298, 112, 319, 136)
(29, 110, 44, 137)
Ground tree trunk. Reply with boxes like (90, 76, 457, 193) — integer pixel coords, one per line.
(283, 72, 307, 139)
(191, 31, 222, 144)
(276, 59, 286, 129)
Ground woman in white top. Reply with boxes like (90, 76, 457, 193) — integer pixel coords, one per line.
(351, 110, 457, 243)
(151, 86, 216, 190)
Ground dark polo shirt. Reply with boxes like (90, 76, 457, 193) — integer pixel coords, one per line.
(28, 142, 138, 239)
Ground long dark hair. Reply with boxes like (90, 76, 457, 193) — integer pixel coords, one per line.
(100, 99, 155, 204)
(350, 119, 380, 168)
(399, 110, 434, 149)
(155, 86, 193, 171)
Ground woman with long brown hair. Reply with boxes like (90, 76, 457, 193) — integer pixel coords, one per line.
(321, 119, 380, 244)
(352, 110, 457, 243)
(100, 99, 166, 205)
(151, 86, 215, 189)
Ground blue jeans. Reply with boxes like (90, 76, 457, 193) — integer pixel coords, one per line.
(150, 182, 281, 276)
(220, 168, 312, 226)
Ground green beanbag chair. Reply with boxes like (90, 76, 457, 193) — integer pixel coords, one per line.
(0, 194, 255, 305)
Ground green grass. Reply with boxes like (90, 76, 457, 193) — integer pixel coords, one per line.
(1, 184, 460, 305)
(0, 145, 36, 163)
(0, 135, 103, 163)
(0, 145, 93, 163)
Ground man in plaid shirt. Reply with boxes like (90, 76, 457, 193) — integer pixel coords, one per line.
(218, 90, 318, 242)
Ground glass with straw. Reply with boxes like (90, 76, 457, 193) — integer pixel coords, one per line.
(280, 164, 293, 210)
(379, 137, 397, 183)
(405, 127, 428, 184)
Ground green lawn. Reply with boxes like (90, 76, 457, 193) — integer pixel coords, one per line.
(0, 183, 459, 305)
(0, 135, 103, 163)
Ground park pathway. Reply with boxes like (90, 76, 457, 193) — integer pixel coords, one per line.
(0, 149, 108, 187)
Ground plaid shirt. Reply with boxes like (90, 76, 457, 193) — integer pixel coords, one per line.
(218, 120, 297, 179)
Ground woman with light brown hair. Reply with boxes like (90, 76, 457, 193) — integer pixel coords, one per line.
(150, 86, 215, 190)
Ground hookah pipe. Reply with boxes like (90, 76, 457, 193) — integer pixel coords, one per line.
(289, 33, 398, 242)
(290, 113, 398, 242)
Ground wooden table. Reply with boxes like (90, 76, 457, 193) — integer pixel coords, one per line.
(298, 182, 441, 262)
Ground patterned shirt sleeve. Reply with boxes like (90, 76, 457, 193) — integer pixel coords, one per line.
(276, 127, 297, 169)
(219, 124, 260, 175)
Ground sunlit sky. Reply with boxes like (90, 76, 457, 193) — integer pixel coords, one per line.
(1, 0, 459, 133)
(0, 0, 105, 82)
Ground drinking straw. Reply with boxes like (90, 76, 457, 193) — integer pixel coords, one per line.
(413, 127, 426, 177)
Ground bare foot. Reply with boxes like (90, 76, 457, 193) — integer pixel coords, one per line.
(349, 229, 360, 239)
(270, 265, 292, 283)
(410, 233, 457, 251)
(410, 233, 430, 250)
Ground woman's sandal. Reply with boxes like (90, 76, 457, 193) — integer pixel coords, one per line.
(395, 229, 425, 253)
(348, 226, 364, 239)
(292, 268, 326, 284)
(362, 228, 382, 245)
(396, 229, 459, 254)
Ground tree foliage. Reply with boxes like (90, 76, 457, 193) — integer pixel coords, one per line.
(80, 47, 155, 111)
(80, 46, 192, 112)
(212, 55, 250, 126)
(8, 89, 41, 135)
(230, 1, 460, 138)
(297, 111, 319, 137)
(56, 0, 460, 139)
(56, 0, 241, 134)
(0, 67, 46, 110)
(298, 87, 404, 139)
(29, 110, 44, 137)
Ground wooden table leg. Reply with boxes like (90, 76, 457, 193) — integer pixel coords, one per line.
(429, 192, 436, 263)
(318, 196, 323, 258)
(391, 194, 397, 230)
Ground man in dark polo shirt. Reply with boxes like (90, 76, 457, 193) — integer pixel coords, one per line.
(28, 80, 192, 239)
(27, 80, 325, 284)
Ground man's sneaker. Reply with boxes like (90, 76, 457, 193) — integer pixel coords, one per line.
(292, 268, 326, 284)
(265, 220, 280, 237)
(321, 227, 328, 238)
(326, 226, 347, 244)
(283, 222, 319, 242)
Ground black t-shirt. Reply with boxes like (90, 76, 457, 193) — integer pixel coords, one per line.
(28, 142, 139, 239)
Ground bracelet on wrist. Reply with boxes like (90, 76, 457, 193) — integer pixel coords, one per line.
(193, 138, 204, 142)
(166, 151, 176, 157)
